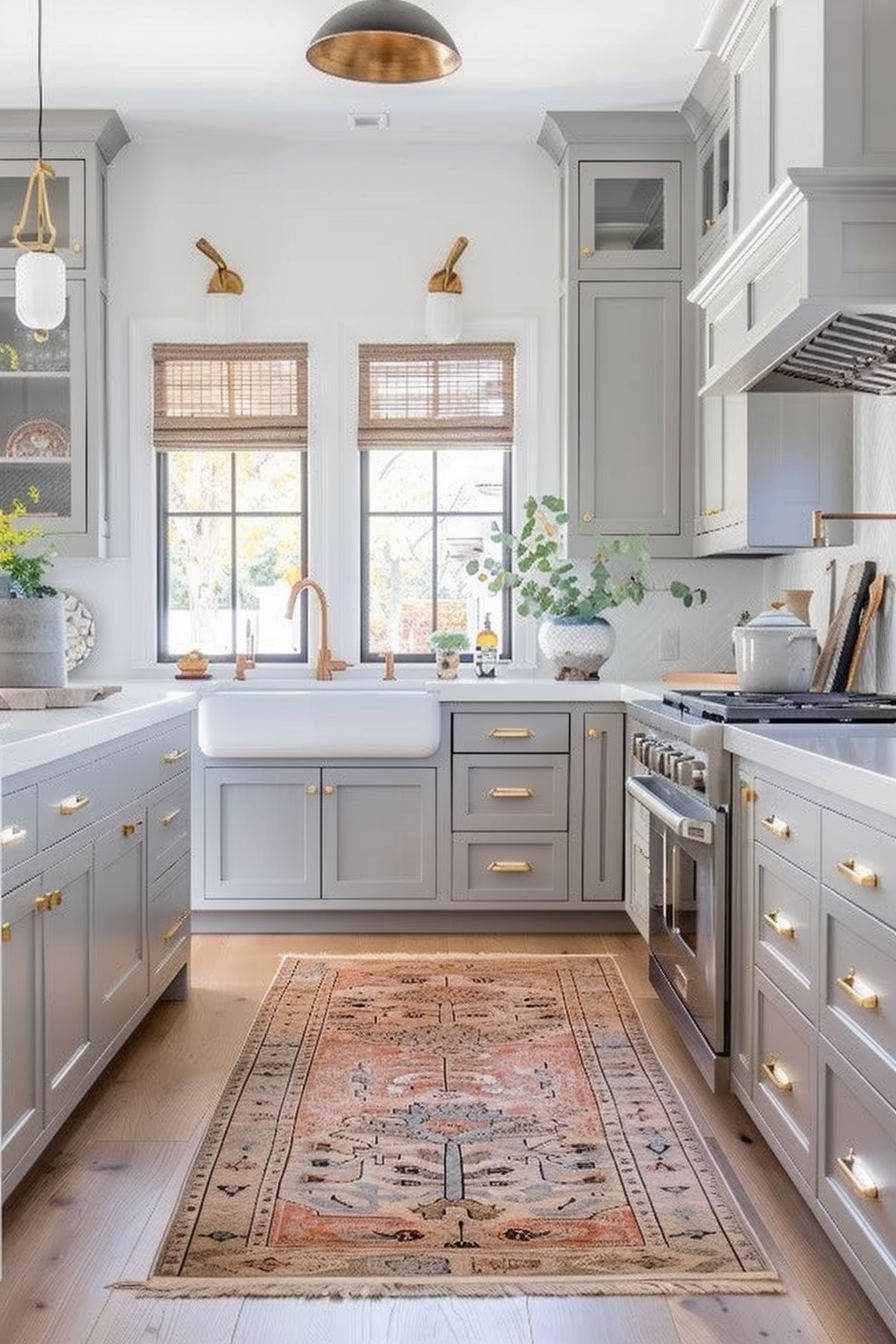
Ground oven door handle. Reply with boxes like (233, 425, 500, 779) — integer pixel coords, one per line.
(625, 777, 715, 845)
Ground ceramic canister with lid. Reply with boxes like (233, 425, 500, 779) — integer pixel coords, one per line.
(732, 604, 818, 692)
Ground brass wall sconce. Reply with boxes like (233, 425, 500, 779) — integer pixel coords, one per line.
(196, 238, 243, 340)
(811, 510, 896, 546)
(425, 235, 467, 344)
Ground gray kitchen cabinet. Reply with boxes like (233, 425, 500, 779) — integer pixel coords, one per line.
(694, 390, 853, 555)
(321, 767, 436, 902)
(1, 712, 191, 1198)
(0, 110, 128, 555)
(2, 844, 94, 1181)
(94, 803, 150, 1047)
(538, 110, 697, 558)
(203, 764, 437, 906)
(732, 752, 896, 1336)
(582, 712, 623, 904)
(204, 766, 321, 903)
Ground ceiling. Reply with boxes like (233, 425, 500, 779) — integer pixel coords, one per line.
(3, 0, 716, 146)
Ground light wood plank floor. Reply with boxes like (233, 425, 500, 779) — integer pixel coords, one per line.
(1, 931, 894, 1344)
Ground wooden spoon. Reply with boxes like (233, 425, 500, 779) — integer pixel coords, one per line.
(845, 573, 886, 691)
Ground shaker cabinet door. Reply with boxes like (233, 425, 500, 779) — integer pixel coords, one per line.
(574, 281, 680, 544)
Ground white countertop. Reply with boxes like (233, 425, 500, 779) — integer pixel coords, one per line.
(725, 721, 896, 814)
(0, 683, 198, 776)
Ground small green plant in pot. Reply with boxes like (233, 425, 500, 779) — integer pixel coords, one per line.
(0, 489, 65, 688)
(429, 630, 470, 680)
(466, 494, 707, 679)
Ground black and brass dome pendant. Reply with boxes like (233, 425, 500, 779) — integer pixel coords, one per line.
(306, 0, 461, 83)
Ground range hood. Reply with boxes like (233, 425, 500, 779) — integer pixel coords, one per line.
(689, 169, 896, 396)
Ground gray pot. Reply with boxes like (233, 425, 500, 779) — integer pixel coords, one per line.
(0, 595, 67, 687)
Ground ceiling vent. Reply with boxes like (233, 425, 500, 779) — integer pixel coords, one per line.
(348, 111, 390, 130)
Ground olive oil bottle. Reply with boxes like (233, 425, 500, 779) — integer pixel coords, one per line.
(474, 613, 498, 678)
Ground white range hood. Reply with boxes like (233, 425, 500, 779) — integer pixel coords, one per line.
(689, 168, 896, 396)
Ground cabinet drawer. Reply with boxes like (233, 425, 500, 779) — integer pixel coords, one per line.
(754, 844, 818, 1023)
(452, 833, 569, 902)
(753, 775, 819, 874)
(754, 969, 815, 1190)
(822, 809, 896, 927)
(129, 717, 192, 795)
(38, 758, 117, 847)
(819, 1041, 896, 1310)
(452, 712, 569, 754)
(147, 778, 191, 885)
(452, 755, 568, 831)
(822, 890, 896, 1111)
(149, 855, 190, 989)
(1, 783, 37, 874)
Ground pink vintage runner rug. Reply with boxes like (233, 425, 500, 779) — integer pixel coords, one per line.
(138, 954, 780, 1297)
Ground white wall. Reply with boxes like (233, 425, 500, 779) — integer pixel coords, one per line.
(766, 396, 896, 693)
(53, 129, 763, 683)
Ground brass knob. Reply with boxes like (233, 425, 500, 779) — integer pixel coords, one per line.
(324, 784, 335, 796)
(306, 784, 318, 796)
(581, 246, 594, 257)
(582, 512, 594, 523)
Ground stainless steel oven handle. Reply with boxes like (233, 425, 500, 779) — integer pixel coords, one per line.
(625, 777, 715, 845)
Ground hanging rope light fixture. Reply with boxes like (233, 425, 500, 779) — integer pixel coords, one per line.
(11, 0, 66, 334)
(306, 0, 461, 83)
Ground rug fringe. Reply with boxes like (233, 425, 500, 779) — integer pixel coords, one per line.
(112, 1273, 784, 1300)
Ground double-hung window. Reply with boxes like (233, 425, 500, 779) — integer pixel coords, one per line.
(358, 341, 515, 662)
(152, 342, 308, 662)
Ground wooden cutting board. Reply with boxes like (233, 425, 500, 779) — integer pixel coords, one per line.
(660, 672, 739, 689)
(0, 685, 121, 710)
(810, 561, 876, 693)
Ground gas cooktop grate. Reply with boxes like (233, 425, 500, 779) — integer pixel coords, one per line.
(663, 690, 896, 723)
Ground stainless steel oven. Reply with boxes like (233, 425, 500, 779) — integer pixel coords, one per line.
(625, 689, 896, 1094)
(626, 700, 730, 1092)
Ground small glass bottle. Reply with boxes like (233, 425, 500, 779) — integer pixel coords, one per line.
(474, 613, 498, 678)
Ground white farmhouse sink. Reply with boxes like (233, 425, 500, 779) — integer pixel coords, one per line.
(197, 687, 441, 758)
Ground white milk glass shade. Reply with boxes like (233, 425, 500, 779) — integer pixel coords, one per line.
(15, 249, 66, 331)
(424, 291, 463, 343)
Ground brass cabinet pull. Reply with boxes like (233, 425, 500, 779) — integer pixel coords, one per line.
(1, 922, 10, 943)
(162, 747, 189, 765)
(323, 784, 335, 796)
(488, 787, 534, 800)
(763, 909, 795, 939)
(581, 246, 594, 257)
(581, 511, 594, 523)
(760, 814, 791, 839)
(761, 1059, 793, 1092)
(836, 858, 878, 888)
(1, 823, 28, 847)
(160, 809, 181, 828)
(837, 1147, 879, 1200)
(162, 911, 190, 944)
(836, 968, 879, 1010)
(487, 860, 533, 874)
(488, 727, 533, 739)
(48, 889, 63, 909)
(34, 894, 50, 913)
(586, 727, 600, 740)
(121, 819, 144, 837)
(740, 783, 757, 803)
(306, 784, 318, 796)
(34, 889, 62, 913)
(59, 793, 90, 816)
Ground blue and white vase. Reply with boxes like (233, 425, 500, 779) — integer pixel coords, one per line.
(538, 614, 616, 681)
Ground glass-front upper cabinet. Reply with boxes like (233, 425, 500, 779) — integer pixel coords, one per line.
(0, 160, 87, 270)
(0, 282, 87, 543)
(577, 161, 681, 269)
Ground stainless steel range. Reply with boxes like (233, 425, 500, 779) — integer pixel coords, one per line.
(626, 690, 896, 1094)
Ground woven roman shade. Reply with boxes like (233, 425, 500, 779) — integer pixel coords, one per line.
(152, 343, 308, 449)
(358, 342, 515, 448)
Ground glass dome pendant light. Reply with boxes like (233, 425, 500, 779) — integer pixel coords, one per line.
(306, 0, 461, 83)
(12, 0, 66, 335)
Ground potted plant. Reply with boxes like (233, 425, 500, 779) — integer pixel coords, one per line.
(429, 629, 470, 680)
(466, 494, 707, 679)
(0, 489, 65, 687)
